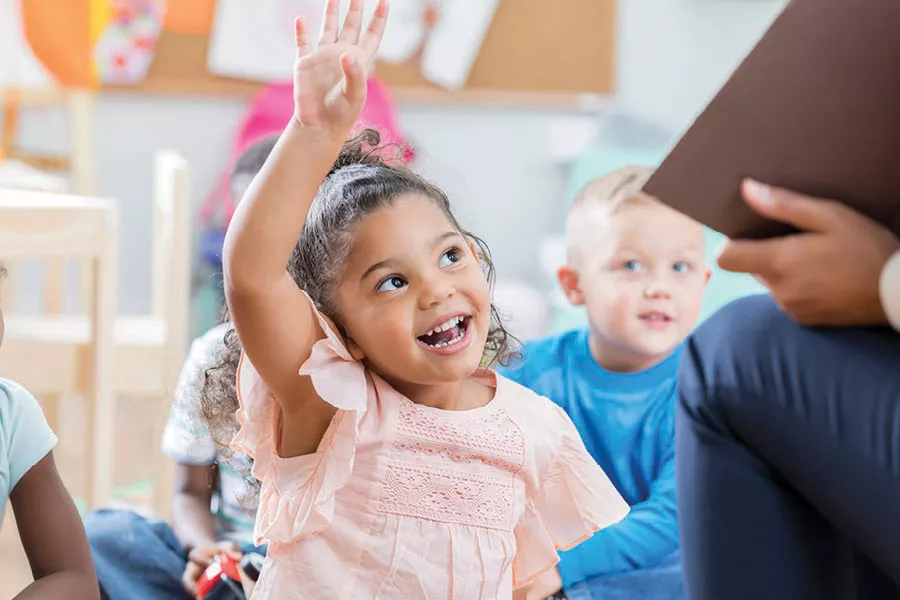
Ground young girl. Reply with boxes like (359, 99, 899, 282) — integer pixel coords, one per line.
(220, 0, 630, 597)
(0, 266, 100, 599)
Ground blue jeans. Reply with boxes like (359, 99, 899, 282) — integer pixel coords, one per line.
(85, 509, 265, 600)
(565, 552, 684, 600)
(677, 295, 900, 599)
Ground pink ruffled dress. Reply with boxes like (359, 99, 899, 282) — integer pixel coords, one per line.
(232, 304, 630, 599)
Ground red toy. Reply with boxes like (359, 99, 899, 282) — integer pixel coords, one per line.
(196, 552, 245, 600)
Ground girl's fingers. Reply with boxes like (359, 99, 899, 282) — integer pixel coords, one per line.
(340, 52, 367, 103)
(318, 0, 340, 45)
(338, 0, 365, 44)
(295, 17, 313, 58)
(359, 0, 389, 60)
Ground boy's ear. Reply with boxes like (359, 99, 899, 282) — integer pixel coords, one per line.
(468, 239, 480, 260)
(557, 266, 585, 306)
(703, 266, 712, 285)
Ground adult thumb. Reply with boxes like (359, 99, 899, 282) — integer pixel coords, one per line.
(742, 179, 844, 234)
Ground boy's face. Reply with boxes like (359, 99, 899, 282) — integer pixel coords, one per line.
(559, 201, 710, 372)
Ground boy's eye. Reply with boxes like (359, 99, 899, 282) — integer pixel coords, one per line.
(439, 247, 462, 268)
(623, 259, 642, 272)
(377, 276, 407, 292)
(673, 261, 691, 273)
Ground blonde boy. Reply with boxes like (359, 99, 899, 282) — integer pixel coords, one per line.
(503, 166, 709, 600)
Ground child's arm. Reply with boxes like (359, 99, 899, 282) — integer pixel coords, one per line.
(223, 0, 388, 458)
(10, 452, 99, 600)
(556, 456, 678, 586)
(171, 464, 238, 598)
(170, 463, 218, 552)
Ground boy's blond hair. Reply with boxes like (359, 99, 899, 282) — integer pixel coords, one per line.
(565, 165, 656, 263)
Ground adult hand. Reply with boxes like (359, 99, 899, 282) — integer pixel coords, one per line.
(181, 540, 242, 598)
(717, 179, 900, 327)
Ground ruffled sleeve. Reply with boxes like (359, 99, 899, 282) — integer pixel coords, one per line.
(230, 297, 369, 546)
(512, 404, 630, 588)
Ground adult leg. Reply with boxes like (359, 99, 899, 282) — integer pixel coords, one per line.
(85, 508, 193, 600)
(677, 294, 900, 600)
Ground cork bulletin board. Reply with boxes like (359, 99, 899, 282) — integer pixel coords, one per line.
(109, 0, 617, 105)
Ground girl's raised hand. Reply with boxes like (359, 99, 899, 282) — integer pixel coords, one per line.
(292, 0, 389, 139)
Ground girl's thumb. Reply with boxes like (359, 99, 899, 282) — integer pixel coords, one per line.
(340, 53, 366, 103)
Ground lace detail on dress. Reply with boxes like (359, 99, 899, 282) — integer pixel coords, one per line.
(377, 400, 526, 531)
(395, 401, 525, 469)
(378, 462, 515, 530)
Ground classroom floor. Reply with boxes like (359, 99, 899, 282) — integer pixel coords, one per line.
(0, 393, 160, 597)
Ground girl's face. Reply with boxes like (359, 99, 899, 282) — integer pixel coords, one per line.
(334, 194, 492, 389)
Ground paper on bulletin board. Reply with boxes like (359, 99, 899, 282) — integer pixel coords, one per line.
(93, 0, 167, 84)
(10, 0, 165, 87)
(207, 0, 442, 82)
(420, 0, 498, 90)
(378, 0, 429, 64)
(0, 0, 57, 87)
(207, 0, 322, 82)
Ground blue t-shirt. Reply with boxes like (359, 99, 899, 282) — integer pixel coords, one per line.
(500, 330, 680, 587)
(0, 378, 58, 525)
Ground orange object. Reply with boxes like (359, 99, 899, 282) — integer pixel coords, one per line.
(20, 0, 94, 86)
(163, 0, 215, 35)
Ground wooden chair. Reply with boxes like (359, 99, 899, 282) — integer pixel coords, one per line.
(0, 190, 118, 509)
(0, 152, 191, 514)
(0, 87, 96, 314)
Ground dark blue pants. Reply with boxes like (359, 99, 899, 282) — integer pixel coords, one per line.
(85, 509, 264, 600)
(676, 295, 900, 600)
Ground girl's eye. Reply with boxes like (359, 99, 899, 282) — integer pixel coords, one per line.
(439, 247, 462, 268)
(623, 259, 642, 272)
(673, 261, 691, 273)
(377, 276, 407, 292)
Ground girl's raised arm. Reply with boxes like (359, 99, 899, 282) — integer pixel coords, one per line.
(223, 0, 388, 448)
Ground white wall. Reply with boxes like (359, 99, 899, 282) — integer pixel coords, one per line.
(12, 0, 786, 317)
(616, 0, 786, 134)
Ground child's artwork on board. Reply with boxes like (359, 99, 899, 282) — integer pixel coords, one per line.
(94, 0, 166, 85)
(207, 0, 327, 82)
(206, 0, 499, 90)
(5, 0, 165, 87)
(0, 0, 57, 87)
(420, 0, 498, 90)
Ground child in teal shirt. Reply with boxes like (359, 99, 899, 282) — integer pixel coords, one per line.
(1, 265, 99, 598)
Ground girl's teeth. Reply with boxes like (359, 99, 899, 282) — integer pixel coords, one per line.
(427, 316, 463, 337)
(433, 330, 465, 348)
